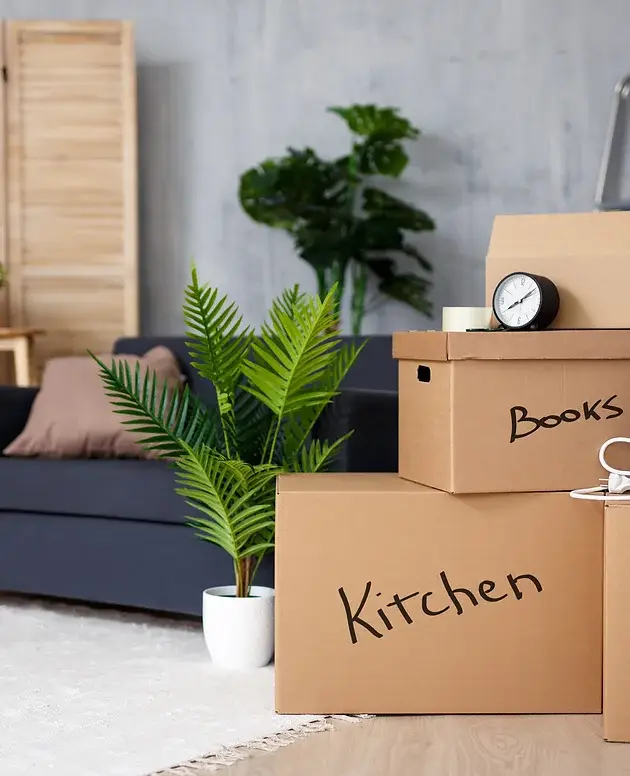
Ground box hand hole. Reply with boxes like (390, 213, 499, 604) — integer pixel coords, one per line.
(417, 365, 431, 383)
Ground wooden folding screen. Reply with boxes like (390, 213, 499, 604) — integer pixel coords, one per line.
(0, 20, 138, 381)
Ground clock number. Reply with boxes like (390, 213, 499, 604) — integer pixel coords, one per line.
(500, 296, 504, 306)
(520, 277, 526, 285)
(517, 316, 521, 324)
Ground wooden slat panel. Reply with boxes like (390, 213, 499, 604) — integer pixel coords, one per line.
(4, 20, 138, 381)
(0, 29, 9, 346)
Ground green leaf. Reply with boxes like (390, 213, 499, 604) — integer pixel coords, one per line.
(292, 433, 354, 473)
(363, 257, 396, 280)
(184, 268, 252, 401)
(377, 273, 433, 316)
(241, 287, 341, 419)
(241, 286, 347, 465)
(328, 104, 419, 140)
(356, 140, 409, 177)
(400, 243, 432, 273)
(238, 161, 300, 229)
(362, 188, 435, 232)
(175, 444, 280, 562)
(328, 105, 420, 177)
(272, 284, 303, 318)
(293, 215, 355, 270)
(282, 339, 364, 465)
(238, 148, 347, 229)
(232, 385, 277, 464)
(91, 353, 220, 459)
(183, 267, 253, 455)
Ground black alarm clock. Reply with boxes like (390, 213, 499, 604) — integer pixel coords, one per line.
(491, 271, 560, 331)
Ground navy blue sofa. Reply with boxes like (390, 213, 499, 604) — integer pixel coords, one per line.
(0, 336, 398, 616)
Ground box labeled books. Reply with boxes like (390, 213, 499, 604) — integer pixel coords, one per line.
(394, 329, 630, 493)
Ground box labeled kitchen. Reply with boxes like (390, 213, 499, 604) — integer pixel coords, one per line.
(394, 329, 630, 494)
(275, 473, 603, 715)
(603, 501, 630, 742)
(485, 211, 630, 329)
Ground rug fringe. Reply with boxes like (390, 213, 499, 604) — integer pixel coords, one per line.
(150, 715, 371, 775)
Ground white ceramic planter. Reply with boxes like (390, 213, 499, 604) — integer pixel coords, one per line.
(202, 585, 275, 669)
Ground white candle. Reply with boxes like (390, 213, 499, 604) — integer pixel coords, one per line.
(442, 306, 493, 332)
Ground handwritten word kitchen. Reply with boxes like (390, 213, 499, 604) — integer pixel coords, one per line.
(509, 395, 623, 443)
(338, 570, 543, 645)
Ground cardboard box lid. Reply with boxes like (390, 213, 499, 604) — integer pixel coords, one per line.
(487, 212, 630, 260)
(277, 472, 435, 494)
(393, 329, 630, 362)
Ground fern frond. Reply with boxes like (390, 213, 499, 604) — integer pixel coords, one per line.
(91, 353, 220, 458)
(241, 288, 344, 465)
(175, 444, 279, 562)
(183, 267, 253, 455)
(290, 433, 353, 473)
(175, 448, 246, 558)
(232, 385, 279, 464)
(184, 267, 252, 397)
(282, 339, 365, 462)
(271, 284, 304, 319)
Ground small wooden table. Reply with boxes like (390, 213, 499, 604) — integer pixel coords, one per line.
(0, 328, 43, 387)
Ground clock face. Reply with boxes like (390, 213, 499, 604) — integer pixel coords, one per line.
(493, 273, 542, 329)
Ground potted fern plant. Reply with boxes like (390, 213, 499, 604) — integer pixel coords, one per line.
(92, 269, 362, 668)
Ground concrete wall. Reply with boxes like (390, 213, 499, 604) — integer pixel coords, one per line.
(1, 0, 628, 333)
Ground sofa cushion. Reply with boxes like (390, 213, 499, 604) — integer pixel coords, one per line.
(0, 458, 187, 524)
(4, 346, 183, 459)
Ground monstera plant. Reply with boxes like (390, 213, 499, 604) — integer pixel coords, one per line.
(239, 104, 436, 334)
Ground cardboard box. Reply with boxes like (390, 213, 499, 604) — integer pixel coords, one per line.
(275, 474, 603, 715)
(603, 502, 630, 742)
(394, 329, 630, 494)
(485, 212, 630, 329)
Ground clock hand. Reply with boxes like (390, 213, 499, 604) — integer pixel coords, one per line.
(506, 289, 536, 310)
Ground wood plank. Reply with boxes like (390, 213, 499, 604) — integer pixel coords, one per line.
(3, 20, 138, 382)
(221, 716, 630, 776)
(0, 24, 9, 381)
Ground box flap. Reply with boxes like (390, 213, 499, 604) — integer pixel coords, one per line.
(393, 331, 449, 361)
(276, 472, 436, 494)
(393, 329, 630, 362)
(487, 212, 630, 261)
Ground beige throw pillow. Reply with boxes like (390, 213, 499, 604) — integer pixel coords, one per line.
(4, 346, 183, 459)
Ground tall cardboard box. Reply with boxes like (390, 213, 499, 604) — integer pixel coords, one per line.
(603, 502, 630, 742)
(275, 474, 603, 715)
(485, 212, 630, 330)
(394, 329, 630, 494)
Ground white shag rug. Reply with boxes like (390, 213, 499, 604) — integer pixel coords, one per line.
(0, 595, 344, 776)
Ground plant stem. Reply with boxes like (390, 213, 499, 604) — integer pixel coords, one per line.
(219, 408, 232, 459)
(350, 262, 367, 335)
(235, 556, 254, 597)
(345, 143, 361, 334)
(315, 267, 328, 300)
(330, 262, 345, 329)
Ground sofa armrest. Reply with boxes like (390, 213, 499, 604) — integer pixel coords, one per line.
(314, 388, 398, 473)
(0, 386, 38, 450)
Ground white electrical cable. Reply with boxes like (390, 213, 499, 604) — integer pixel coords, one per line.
(570, 437, 630, 501)
(570, 486, 630, 501)
(599, 437, 630, 476)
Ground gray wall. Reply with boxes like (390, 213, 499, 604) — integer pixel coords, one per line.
(2, 0, 628, 333)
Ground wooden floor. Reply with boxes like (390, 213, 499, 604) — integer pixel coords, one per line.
(222, 715, 630, 775)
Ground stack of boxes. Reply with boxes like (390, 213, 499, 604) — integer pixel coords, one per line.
(274, 212, 630, 739)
